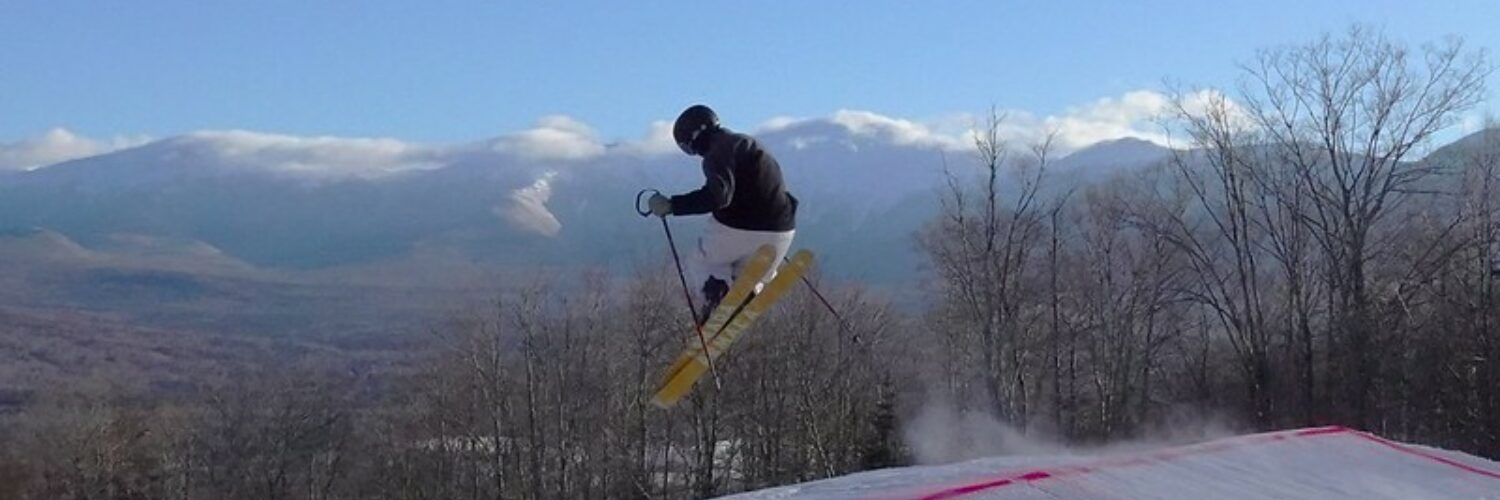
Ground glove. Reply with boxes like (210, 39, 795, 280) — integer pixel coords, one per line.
(648, 193, 673, 217)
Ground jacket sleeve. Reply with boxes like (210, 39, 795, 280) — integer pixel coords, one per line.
(669, 148, 735, 215)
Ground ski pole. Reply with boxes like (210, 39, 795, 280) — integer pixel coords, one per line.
(789, 261, 861, 344)
(637, 189, 723, 390)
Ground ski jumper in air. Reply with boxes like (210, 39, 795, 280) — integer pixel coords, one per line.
(646, 104, 799, 321)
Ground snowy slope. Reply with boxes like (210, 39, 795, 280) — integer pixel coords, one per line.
(721, 427, 1500, 500)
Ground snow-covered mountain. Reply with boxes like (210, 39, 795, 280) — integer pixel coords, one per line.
(722, 427, 1500, 499)
(1049, 137, 1172, 175)
(0, 120, 1258, 286)
(0, 127, 642, 270)
(4, 121, 1490, 289)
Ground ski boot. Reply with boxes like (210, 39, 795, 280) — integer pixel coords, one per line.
(697, 277, 728, 326)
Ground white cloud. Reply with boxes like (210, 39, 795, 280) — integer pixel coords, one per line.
(0, 128, 149, 171)
(1039, 91, 1172, 149)
(755, 90, 1209, 154)
(830, 110, 967, 149)
(5, 90, 1225, 178)
(499, 171, 562, 237)
(618, 120, 680, 156)
(758, 116, 803, 131)
(489, 115, 606, 161)
(969, 90, 1194, 152)
(173, 130, 442, 179)
(756, 110, 964, 150)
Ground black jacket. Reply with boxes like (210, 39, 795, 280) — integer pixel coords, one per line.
(671, 129, 797, 232)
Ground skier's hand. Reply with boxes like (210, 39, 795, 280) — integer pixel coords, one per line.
(648, 193, 673, 217)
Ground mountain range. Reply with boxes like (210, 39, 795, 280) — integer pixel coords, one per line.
(2, 120, 1493, 316)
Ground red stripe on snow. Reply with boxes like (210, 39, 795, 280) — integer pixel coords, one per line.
(1017, 471, 1050, 481)
(916, 479, 1012, 500)
(908, 426, 1500, 500)
(1347, 430, 1500, 481)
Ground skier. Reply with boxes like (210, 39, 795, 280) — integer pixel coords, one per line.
(645, 104, 798, 321)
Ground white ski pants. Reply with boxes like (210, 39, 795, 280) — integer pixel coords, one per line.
(693, 217, 795, 300)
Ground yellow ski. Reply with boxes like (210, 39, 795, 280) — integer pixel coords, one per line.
(652, 245, 775, 407)
(698, 245, 778, 352)
(651, 249, 815, 408)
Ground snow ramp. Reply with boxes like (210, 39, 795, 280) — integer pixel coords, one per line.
(721, 426, 1500, 499)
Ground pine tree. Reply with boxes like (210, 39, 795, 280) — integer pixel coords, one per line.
(860, 376, 902, 470)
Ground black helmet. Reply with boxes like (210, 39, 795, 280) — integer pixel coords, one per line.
(673, 104, 719, 155)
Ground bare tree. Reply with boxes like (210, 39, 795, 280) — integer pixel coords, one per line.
(1239, 27, 1489, 425)
(1145, 89, 1277, 424)
(920, 110, 1055, 426)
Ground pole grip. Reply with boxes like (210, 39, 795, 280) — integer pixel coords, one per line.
(635, 189, 662, 218)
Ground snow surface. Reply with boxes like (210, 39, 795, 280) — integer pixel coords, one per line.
(720, 427, 1500, 499)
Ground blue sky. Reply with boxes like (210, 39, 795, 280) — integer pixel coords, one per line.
(2, 0, 1497, 144)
